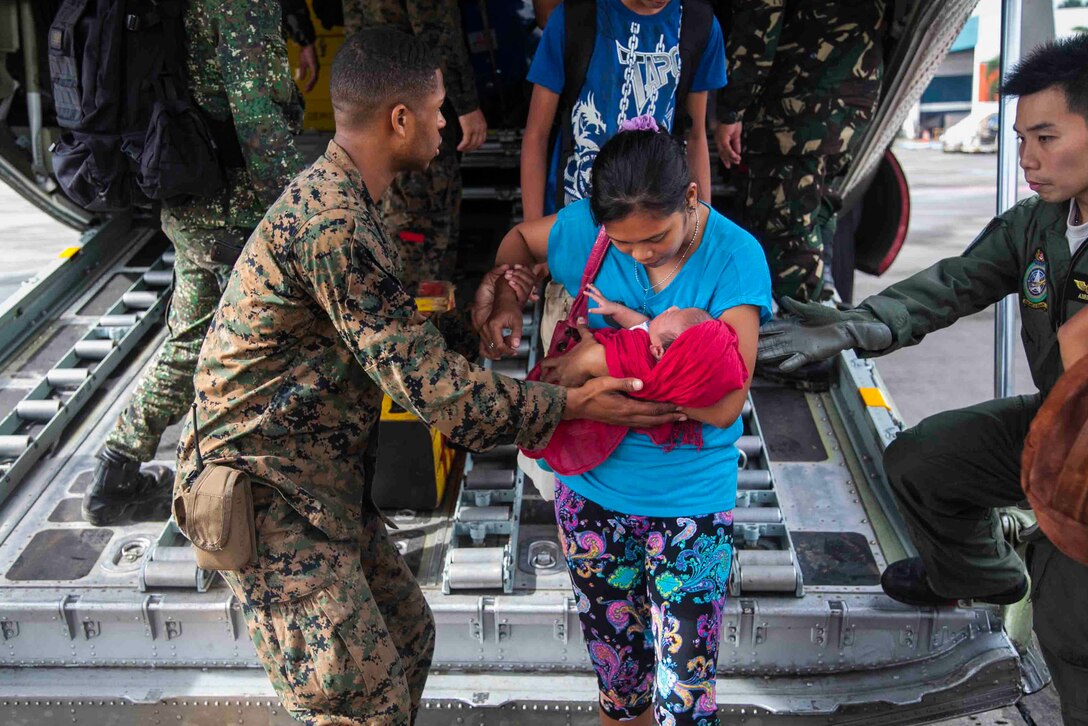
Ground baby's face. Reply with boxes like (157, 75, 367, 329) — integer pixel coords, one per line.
(647, 307, 709, 359)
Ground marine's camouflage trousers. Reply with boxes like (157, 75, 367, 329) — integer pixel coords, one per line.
(742, 99, 875, 302)
(104, 211, 243, 462)
(222, 495, 435, 725)
(380, 145, 461, 291)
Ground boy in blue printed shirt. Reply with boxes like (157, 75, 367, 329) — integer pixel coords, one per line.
(520, 0, 727, 221)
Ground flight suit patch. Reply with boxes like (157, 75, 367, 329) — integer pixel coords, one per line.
(1072, 275, 1088, 303)
(1022, 248, 1049, 310)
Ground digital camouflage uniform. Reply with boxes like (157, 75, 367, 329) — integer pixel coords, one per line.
(174, 140, 565, 724)
(341, 0, 481, 289)
(858, 197, 1088, 722)
(105, 0, 305, 462)
(717, 0, 885, 301)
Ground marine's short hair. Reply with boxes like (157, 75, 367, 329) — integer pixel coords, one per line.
(330, 27, 440, 126)
(1001, 34, 1088, 121)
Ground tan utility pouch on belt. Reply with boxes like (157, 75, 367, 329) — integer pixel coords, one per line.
(173, 464, 257, 571)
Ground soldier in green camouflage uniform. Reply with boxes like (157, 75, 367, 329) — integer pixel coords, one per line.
(173, 29, 678, 723)
(83, 0, 306, 526)
(715, 0, 885, 302)
(341, 0, 487, 290)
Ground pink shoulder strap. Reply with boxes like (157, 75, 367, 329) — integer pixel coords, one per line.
(568, 226, 611, 324)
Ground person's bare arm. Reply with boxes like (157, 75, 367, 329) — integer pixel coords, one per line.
(521, 85, 560, 221)
(1058, 305, 1088, 369)
(684, 91, 712, 203)
(479, 215, 557, 357)
(679, 305, 759, 427)
(585, 283, 649, 328)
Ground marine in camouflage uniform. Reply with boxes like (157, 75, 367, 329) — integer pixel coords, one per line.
(85, 0, 306, 526)
(341, 0, 481, 289)
(716, 0, 885, 302)
(173, 140, 565, 723)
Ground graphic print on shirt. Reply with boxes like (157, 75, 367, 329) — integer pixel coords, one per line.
(563, 20, 680, 205)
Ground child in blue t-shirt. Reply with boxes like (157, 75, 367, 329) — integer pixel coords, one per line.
(520, 0, 727, 220)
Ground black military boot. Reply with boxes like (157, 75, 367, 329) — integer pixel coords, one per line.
(881, 557, 1028, 607)
(81, 447, 174, 526)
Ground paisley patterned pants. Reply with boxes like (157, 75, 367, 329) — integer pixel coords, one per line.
(554, 481, 734, 725)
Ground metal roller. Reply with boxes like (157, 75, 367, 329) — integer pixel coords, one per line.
(733, 507, 783, 524)
(141, 559, 203, 590)
(522, 312, 534, 329)
(735, 565, 798, 592)
(99, 314, 139, 327)
(736, 549, 794, 566)
(162, 250, 176, 264)
(474, 443, 518, 460)
(121, 291, 158, 310)
(737, 469, 772, 490)
(736, 436, 763, 459)
(447, 560, 505, 589)
(490, 359, 527, 380)
(466, 469, 515, 490)
(142, 269, 174, 287)
(15, 399, 61, 421)
(514, 338, 530, 357)
(457, 505, 510, 522)
(47, 368, 90, 388)
(74, 339, 115, 360)
(0, 435, 33, 458)
(741, 401, 752, 419)
(450, 546, 506, 563)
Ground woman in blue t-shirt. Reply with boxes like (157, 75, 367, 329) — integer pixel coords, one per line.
(482, 124, 772, 726)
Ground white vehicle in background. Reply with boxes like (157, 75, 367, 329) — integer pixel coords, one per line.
(941, 102, 1000, 153)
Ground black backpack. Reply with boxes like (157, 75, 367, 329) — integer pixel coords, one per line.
(47, 0, 233, 212)
(552, 0, 714, 211)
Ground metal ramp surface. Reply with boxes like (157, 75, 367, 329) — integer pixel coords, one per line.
(0, 225, 1030, 724)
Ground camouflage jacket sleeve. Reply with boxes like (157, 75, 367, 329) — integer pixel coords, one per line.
(715, 0, 785, 124)
(292, 211, 562, 451)
(406, 0, 480, 116)
(858, 216, 1021, 355)
(214, 1, 305, 208)
(281, 0, 317, 47)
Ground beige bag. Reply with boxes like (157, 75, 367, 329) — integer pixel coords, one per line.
(517, 281, 575, 502)
(173, 464, 257, 571)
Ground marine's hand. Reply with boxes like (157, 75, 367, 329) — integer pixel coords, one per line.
(296, 44, 320, 94)
(457, 109, 488, 153)
(480, 293, 524, 361)
(715, 122, 742, 168)
(758, 298, 893, 373)
(564, 376, 684, 427)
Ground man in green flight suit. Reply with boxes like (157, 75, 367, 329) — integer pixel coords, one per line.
(341, 0, 488, 290)
(174, 28, 681, 724)
(758, 35, 1088, 722)
(82, 0, 307, 526)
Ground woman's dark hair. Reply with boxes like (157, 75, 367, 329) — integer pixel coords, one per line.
(589, 127, 691, 224)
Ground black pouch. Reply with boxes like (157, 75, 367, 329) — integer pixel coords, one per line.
(137, 99, 225, 203)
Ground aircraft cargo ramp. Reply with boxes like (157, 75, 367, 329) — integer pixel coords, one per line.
(0, 220, 1043, 725)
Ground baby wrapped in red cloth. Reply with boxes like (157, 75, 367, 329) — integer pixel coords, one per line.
(522, 306, 749, 475)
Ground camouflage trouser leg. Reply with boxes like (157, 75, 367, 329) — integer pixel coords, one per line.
(104, 214, 242, 462)
(743, 102, 875, 302)
(380, 146, 461, 291)
(224, 504, 436, 725)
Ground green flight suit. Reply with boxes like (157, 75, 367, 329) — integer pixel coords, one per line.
(859, 196, 1088, 723)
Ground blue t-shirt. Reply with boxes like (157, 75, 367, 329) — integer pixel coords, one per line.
(547, 199, 773, 517)
(528, 0, 727, 212)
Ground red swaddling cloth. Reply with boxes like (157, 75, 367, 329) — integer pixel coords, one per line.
(523, 319, 748, 475)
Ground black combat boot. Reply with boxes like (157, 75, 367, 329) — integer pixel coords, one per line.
(81, 447, 174, 526)
(880, 557, 1028, 607)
